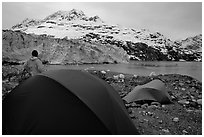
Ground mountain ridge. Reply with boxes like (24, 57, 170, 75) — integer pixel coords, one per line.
(3, 9, 202, 64)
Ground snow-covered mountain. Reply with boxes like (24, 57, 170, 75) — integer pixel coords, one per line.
(175, 34, 202, 52)
(12, 9, 172, 52)
(172, 34, 202, 61)
(3, 9, 202, 64)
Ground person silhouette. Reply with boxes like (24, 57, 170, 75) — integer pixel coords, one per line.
(23, 50, 45, 76)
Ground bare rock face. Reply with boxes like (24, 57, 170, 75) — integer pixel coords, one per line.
(2, 30, 129, 64)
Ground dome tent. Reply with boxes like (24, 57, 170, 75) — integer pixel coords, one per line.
(3, 69, 138, 135)
(123, 79, 172, 104)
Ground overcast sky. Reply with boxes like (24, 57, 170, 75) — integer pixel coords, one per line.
(2, 2, 202, 41)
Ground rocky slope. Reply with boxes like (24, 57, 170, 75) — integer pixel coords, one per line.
(3, 9, 202, 64)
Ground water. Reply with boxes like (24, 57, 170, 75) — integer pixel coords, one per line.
(46, 61, 202, 82)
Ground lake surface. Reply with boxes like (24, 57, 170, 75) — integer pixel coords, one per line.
(47, 61, 202, 82)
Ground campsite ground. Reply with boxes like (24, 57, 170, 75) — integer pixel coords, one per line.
(88, 70, 202, 135)
(2, 65, 202, 135)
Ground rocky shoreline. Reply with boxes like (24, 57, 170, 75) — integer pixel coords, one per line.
(2, 65, 202, 135)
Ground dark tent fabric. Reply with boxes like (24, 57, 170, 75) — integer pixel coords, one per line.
(123, 79, 172, 104)
(3, 69, 138, 135)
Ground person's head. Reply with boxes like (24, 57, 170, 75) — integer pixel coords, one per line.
(32, 50, 38, 57)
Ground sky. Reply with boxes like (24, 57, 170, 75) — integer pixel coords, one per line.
(2, 1, 202, 41)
